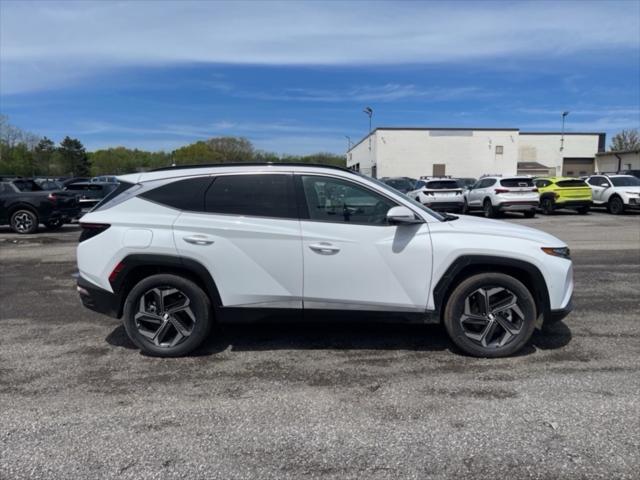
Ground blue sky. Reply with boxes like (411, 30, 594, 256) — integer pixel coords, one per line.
(1, 0, 639, 154)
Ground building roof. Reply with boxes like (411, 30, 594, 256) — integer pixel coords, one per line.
(595, 149, 640, 156)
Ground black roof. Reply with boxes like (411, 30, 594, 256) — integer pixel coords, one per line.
(151, 162, 351, 173)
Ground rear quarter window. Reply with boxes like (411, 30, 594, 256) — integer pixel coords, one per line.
(139, 177, 213, 211)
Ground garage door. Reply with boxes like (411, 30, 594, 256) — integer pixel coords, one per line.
(562, 158, 594, 177)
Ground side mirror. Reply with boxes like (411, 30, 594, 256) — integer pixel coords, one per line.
(387, 206, 422, 225)
(601, 183, 609, 188)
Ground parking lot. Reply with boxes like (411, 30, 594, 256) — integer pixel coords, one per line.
(1, 210, 639, 479)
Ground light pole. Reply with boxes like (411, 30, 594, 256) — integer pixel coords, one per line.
(363, 106, 373, 150)
(560, 111, 570, 151)
(345, 135, 352, 151)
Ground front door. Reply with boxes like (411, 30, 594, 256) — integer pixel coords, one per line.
(296, 174, 432, 312)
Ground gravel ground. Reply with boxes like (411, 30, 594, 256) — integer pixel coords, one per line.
(1, 210, 639, 479)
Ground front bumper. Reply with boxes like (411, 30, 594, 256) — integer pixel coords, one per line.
(549, 298, 574, 324)
(77, 275, 121, 318)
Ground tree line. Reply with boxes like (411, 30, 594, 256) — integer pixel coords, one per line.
(0, 115, 346, 177)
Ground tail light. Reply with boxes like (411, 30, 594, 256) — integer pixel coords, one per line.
(108, 261, 125, 284)
(47, 193, 58, 205)
(79, 223, 110, 242)
(494, 188, 510, 194)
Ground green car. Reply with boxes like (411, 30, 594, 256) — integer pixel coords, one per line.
(533, 177, 592, 214)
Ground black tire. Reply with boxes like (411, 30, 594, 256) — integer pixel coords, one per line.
(443, 273, 537, 358)
(523, 210, 536, 218)
(45, 217, 64, 230)
(540, 197, 554, 215)
(607, 196, 625, 215)
(122, 274, 213, 357)
(10, 209, 39, 234)
(576, 206, 589, 215)
(462, 199, 469, 214)
(483, 199, 497, 218)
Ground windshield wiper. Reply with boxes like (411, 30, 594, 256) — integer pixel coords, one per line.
(442, 213, 459, 221)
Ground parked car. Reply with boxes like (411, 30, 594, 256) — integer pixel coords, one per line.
(0, 178, 80, 233)
(34, 178, 64, 191)
(379, 177, 416, 193)
(464, 176, 539, 218)
(457, 177, 477, 190)
(619, 169, 640, 179)
(91, 175, 119, 184)
(76, 163, 573, 358)
(585, 174, 640, 214)
(65, 181, 120, 214)
(533, 177, 592, 214)
(61, 177, 90, 187)
(407, 178, 465, 212)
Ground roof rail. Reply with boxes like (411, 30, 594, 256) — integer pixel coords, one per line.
(150, 162, 352, 173)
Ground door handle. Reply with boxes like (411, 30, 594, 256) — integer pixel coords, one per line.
(183, 235, 214, 246)
(309, 242, 340, 255)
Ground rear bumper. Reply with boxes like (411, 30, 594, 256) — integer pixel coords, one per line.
(497, 201, 539, 211)
(555, 200, 592, 209)
(77, 275, 121, 318)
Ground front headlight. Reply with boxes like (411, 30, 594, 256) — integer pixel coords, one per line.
(542, 246, 571, 260)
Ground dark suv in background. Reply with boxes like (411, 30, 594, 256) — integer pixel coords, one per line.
(0, 178, 80, 233)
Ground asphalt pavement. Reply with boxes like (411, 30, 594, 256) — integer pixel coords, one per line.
(1, 209, 639, 479)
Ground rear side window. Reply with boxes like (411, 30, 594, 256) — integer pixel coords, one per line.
(140, 177, 213, 211)
(205, 174, 296, 219)
(500, 178, 534, 188)
(93, 181, 136, 211)
(557, 179, 588, 188)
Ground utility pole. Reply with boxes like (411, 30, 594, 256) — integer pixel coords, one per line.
(560, 111, 570, 152)
(363, 106, 373, 151)
(345, 135, 352, 151)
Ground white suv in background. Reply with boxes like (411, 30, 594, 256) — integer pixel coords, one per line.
(407, 177, 465, 212)
(464, 176, 539, 218)
(76, 163, 573, 358)
(586, 174, 640, 214)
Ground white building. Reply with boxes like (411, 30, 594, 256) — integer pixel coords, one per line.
(346, 127, 605, 179)
(594, 149, 640, 173)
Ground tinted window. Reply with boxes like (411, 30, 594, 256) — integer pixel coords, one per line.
(414, 180, 426, 189)
(478, 179, 496, 188)
(383, 178, 414, 192)
(535, 179, 550, 188)
(611, 176, 640, 187)
(93, 181, 135, 211)
(588, 176, 607, 186)
(141, 177, 213, 211)
(0, 183, 15, 194)
(300, 175, 396, 225)
(557, 179, 588, 188)
(13, 180, 43, 192)
(205, 174, 296, 219)
(500, 178, 534, 187)
(426, 180, 459, 190)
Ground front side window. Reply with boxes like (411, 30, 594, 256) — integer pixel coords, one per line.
(611, 176, 640, 187)
(205, 174, 296, 219)
(299, 175, 396, 225)
(588, 176, 605, 186)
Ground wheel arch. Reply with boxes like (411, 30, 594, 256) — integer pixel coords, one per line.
(8, 203, 40, 220)
(433, 255, 550, 322)
(110, 254, 223, 318)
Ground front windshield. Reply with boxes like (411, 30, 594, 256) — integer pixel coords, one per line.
(356, 173, 445, 221)
(611, 176, 640, 187)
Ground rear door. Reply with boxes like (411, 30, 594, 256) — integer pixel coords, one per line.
(172, 173, 304, 308)
(297, 174, 432, 312)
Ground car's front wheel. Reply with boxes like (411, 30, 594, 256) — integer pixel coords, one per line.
(607, 196, 625, 215)
(122, 274, 213, 357)
(10, 209, 39, 234)
(443, 273, 537, 357)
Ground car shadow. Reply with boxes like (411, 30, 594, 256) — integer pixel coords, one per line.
(105, 319, 572, 357)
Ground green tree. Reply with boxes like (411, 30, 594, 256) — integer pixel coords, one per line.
(33, 137, 56, 175)
(610, 129, 640, 151)
(58, 136, 91, 176)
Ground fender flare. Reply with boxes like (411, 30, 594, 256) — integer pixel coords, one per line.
(432, 255, 550, 319)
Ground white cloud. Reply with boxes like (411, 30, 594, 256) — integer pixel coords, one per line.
(1, 0, 638, 93)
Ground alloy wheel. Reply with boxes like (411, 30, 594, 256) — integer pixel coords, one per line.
(134, 286, 196, 348)
(13, 212, 35, 233)
(459, 287, 524, 348)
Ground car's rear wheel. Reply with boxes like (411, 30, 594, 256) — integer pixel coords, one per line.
(576, 206, 589, 215)
(483, 199, 497, 218)
(540, 197, 554, 215)
(45, 217, 64, 230)
(523, 210, 536, 218)
(10, 209, 39, 234)
(443, 273, 537, 357)
(607, 196, 624, 215)
(123, 274, 213, 357)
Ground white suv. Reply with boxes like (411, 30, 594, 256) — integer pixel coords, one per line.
(464, 176, 539, 218)
(76, 164, 573, 358)
(586, 174, 640, 214)
(407, 178, 465, 212)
